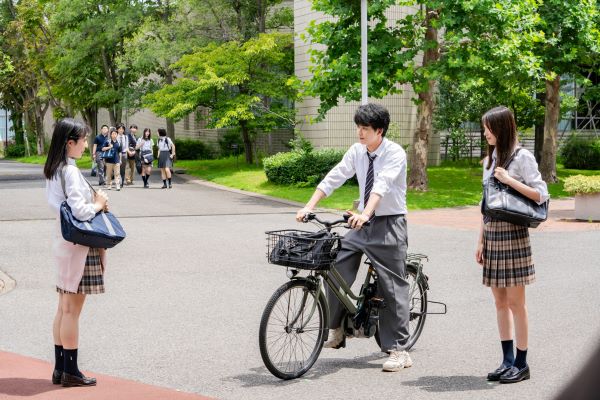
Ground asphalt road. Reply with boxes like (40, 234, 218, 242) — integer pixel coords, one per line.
(1, 159, 599, 400)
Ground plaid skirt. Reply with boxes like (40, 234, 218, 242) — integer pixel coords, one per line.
(57, 248, 105, 294)
(482, 219, 535, 287)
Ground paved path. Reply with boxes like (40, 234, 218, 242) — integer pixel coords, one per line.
(1, 159, 599, 400)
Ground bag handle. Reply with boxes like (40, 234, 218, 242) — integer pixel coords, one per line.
(60, 163, 97, 200)
(500, 147, 522, 169)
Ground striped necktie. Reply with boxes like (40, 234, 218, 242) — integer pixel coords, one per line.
(364, 152, 377, 207)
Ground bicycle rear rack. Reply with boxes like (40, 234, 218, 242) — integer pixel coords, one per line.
(411, 297, 448, 316)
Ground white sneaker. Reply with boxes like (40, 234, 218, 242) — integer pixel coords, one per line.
(382, 350, 413, 372)
(323, 327, 346, 349)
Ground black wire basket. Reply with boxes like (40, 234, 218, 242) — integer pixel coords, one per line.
(266, 229, 341, 270)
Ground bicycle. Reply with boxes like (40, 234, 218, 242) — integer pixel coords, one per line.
(259, 213, 446, 380)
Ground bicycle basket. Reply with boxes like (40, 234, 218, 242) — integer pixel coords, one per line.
(266, 229, 341, 270)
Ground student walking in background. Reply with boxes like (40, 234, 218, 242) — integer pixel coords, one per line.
(43, 118, 109, 387)
(116, 123, 128, 189)
(125, 124, 138, 185)
(136, 128, 154, 188)
(91, 125, 109, 186)
(102, 128, 122, 191)
(157, 128, 176, 189)
(475, 106, 549, 384)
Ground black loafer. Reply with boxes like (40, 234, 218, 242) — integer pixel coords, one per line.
(52, 369, 63, 385)
(61, 372, 97, 387)
(500, 365, 530, 383)
(486, 364, 511, 381)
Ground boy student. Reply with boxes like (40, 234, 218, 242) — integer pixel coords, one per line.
(296, 104, 413, 372)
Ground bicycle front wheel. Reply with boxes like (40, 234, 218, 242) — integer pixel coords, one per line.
(259, 279, 328, 380)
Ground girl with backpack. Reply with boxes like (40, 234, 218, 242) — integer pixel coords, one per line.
(157, 128, 176, 189)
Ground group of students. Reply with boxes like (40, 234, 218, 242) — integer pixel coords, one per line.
(91, 123, 177, 190)
(44, 103, 546, 387)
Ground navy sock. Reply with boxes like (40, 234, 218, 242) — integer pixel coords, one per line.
(142, 175, 148, 185)
(501, 340, 515, 367)
(168, 178, 172, 185)
(163, 179, 167, 186)
(54, 345, 64, 371)
(63, 348, 82, 377)
(514, 348, 528, 369)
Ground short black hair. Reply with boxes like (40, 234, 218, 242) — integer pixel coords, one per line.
(353, 103, 390, 136)
(100, 124, 109, 129)
(129, 124, 138, 129)
(157, 128, 167, 137)
(116, 123, 125, 131)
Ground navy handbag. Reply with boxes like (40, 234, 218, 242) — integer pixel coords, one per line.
(59, 166, 126, 248)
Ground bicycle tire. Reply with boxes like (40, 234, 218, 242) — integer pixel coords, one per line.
(374, 264, 427, 351)
(259, 279, 328, 380)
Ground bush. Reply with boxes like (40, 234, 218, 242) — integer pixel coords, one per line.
(560, 135, 600, 170)
(564, 175, 600, 195)
(218, 131, 244, 157)
(6, 144, 27, 158)
(263, 148, 346, 185)
(173, 139, 215, 160)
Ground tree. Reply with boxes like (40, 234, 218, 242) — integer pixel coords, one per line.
(0, 0, 58, 155)
(144, 33, 297, 164)
(49, 0, 147, 126)
(534, 0, 600, 182)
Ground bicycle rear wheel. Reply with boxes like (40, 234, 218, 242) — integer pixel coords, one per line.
(374, 264, 427, 351)
(259, 279, 328, 380)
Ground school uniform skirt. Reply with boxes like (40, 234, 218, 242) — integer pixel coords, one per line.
(482, 219, 535, 287)
(56, 248, 105, 294)
(158, 150, 172, 169)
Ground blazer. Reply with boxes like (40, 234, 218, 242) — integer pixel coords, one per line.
(46, 159, 107, 292)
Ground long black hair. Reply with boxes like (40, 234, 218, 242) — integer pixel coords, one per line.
(482, 106, 518, 170)
(44, 119, 90, 180)
(142, 128, 152, 140)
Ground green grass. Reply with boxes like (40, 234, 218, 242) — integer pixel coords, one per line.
(13, 154, 599, 210)
(15, 154, 93, 169)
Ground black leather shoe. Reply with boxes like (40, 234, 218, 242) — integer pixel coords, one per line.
(61, 372, 97, 387)
(52, 369, 62, 385)
(500, 365, 530, 383)
(486, 364, 511, 381)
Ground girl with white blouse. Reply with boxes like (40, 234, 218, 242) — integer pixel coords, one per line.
(136, 128, 154, 188)
(475, 106, 549, 384)
(44, 119, 109, 387)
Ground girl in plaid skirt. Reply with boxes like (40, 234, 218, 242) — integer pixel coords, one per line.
(475, 107, 549, 384)
(44, 119, 110, 388)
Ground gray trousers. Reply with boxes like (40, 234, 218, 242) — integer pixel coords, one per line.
(119, 153, 127, 185)
(326, 214, 410, 352)
(95, 152, 106, 185)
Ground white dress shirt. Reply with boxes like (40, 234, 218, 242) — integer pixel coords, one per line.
(483, 147, 550, 205)
(117, 134, 128, 154)
(317, 138, 408, 215)
(46, 158, 96, 221)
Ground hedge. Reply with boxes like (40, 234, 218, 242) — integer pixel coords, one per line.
(564, 175, 600, 195)
(173, 139, 215, 160)
(560, 135, 600, 170)
(263, 148, 346, 185)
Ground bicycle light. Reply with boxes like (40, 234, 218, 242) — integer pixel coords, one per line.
(286, 269, 299, 278)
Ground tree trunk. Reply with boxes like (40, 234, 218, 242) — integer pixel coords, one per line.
(240, 121, 253, 164)
(540, 76, 560, 183)
(82, 107, 96, 153)
(12, 112, 24, 145)
(408, 8, 439, 191)
(165, 70, 176, 139)
(534, 92, 545, 163)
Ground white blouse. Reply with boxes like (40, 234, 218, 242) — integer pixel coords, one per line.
(157, 137, 172, 152)
(137, 138, 154, 152)
(46, 158, 96, 221)
(483, 147, 550, 205)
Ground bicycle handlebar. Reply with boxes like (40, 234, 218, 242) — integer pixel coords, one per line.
(302, 212, 370, 228)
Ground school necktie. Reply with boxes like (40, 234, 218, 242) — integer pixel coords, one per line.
(364, 152, 377, 207)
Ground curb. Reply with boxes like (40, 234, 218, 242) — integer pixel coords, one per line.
(176, 171, 345, 215)
(0, 269, 16, 296)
